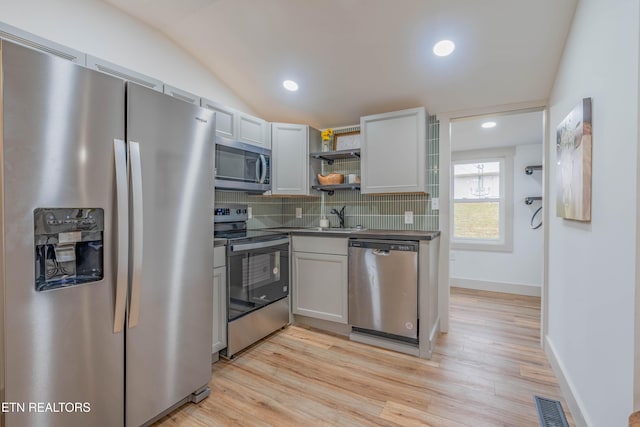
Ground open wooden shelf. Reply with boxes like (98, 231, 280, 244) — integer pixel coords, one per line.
(312, 183, 361, 196)
(310, 149, 360, 165)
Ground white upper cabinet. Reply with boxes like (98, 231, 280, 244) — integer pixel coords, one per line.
(200, 99, 269, 148)
(86, 55, 163, 92)
(0, 22, 86, 64)
(200, 98, 236, 140)
(237, 112, 271, 149)
(163, 84, 200, 105)
(360, 107, 427, 194)
(271, 123, 321, 196)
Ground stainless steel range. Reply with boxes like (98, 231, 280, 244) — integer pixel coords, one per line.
(214, 204, 290, 358)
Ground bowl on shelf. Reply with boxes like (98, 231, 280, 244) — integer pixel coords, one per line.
(317, 173, 344, 185)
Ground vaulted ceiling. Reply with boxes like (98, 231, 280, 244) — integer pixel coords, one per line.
(102, 0, 577, 129)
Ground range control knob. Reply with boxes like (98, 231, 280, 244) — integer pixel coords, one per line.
(236, 209, 241, 214)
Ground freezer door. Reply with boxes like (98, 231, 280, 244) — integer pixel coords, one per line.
(348, 242, 419, 340)
(125, 83, 215, 426)
(1, 41, 125, 426)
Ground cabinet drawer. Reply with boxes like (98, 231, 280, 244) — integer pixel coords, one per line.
(214, 246, 226, 268)
(292, 236, 348, 255)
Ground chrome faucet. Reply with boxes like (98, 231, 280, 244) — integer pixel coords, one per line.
(330, 206, 346, 228)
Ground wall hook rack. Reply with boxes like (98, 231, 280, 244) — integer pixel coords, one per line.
(525, 165, 543, 175)
(525, 196, 542, 205)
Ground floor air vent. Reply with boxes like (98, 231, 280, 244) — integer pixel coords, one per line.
(534, 396, 569, 427)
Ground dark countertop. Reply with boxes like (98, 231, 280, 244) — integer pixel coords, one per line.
(265, 227, 440, 241)
(214, 237, 227, 247)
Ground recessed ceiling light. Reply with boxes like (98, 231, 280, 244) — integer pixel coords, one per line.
(433, 40, 455, 57)
(481, 121, 497, 129)
(282, 80, 299, 91)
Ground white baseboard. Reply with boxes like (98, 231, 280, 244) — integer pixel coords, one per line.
(544, 336, 591, 427)
(451, 277, 541, 297)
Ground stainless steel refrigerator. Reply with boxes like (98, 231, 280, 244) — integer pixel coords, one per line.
(0, 40, 215, 426)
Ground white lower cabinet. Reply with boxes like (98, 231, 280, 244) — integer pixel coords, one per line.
(292, 237, 348, 324)
(213, 247, 227, 353)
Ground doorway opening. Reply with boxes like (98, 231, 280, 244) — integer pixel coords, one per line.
(439, 106, 548, 343)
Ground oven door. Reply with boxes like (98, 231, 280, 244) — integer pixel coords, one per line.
(227, 238, 289, 321)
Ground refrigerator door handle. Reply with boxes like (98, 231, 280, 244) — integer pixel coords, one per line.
(128, 141, 144, 329)
(113, 139, 129, 333)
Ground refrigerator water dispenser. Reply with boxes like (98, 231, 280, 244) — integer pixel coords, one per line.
(34, 208, 104, 291)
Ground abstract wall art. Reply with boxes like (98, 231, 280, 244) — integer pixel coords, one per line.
(556, 97, 592, 221)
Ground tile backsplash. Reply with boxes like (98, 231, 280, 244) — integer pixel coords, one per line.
(215, 115, 440, 231)
(281, 191, 436, 230)
(214, 190, 285, 229)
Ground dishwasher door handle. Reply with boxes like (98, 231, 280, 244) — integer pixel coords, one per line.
(372, 249, 390, 256)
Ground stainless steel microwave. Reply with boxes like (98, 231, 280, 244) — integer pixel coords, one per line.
(214, 136, 271, 192)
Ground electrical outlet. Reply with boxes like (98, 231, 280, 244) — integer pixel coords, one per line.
(432, 197, 440, 210)
(295, 207, 302, 218)
(247, 207, 253, 219)
(404, 211, 414, 224)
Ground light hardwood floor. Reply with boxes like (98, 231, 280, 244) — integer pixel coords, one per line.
(154, 288, 573, 426)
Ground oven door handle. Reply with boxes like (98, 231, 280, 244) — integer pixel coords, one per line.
(230, 238, 289, 252)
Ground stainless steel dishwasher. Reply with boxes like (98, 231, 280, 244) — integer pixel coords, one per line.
(348, 239, 419, 343)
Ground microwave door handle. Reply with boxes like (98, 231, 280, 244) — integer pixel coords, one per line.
(113, 139, 129, 334)
(259, 154, 267, 184)
(255, 156, 261, 183)
(128, 141, 144, 329)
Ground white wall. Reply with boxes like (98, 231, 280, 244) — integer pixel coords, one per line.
(0, 0, 255, 113)
(451, 144, 543, 293)
(547, 0, 639, 425)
